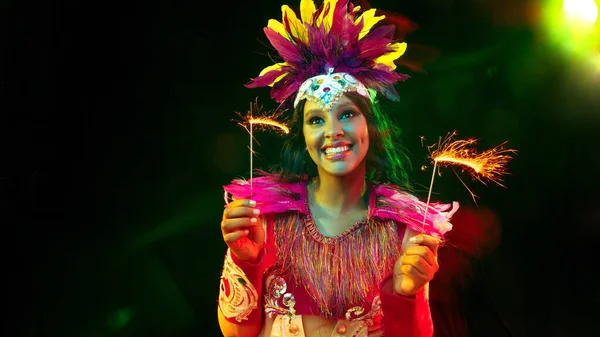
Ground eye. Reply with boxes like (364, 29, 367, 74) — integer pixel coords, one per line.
(309, 116, 324, 124)
(339, 110, 356, 119)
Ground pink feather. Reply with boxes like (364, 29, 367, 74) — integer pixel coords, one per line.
(223, 175, 458, 239)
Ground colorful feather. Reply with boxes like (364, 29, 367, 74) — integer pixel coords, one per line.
(245, 0, 410, 105)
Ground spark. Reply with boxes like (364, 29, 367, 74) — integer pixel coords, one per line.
(429, 131, 517, 188)
(421, 131, 516, 230)
(236, 99, 290, 136)
(248, 117, 289, 134)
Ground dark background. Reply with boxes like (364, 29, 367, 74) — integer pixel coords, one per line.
(3, 0, 599, 336)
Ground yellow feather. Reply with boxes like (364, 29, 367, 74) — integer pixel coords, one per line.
(282, 5, 308, 44)
(352, 5, 361, 15)
(373, 42, 407, 70)
(316, 0, 331, 27)
(355, 9, 385, 40)
(267, 19, 290, 41)
(322, 0, 338, 32)
(258, 62, 289, 87)
(270, 73, 288, 87)
(258, 62, 287, 76)
(300, 0, 316, 24)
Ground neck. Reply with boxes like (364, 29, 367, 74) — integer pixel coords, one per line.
(312, 165, 368, 214)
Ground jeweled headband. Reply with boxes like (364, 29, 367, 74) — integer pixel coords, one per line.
(294, 68, 369, 110)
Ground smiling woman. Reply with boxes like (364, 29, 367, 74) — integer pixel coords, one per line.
(216, 1, 459, 337)
(282, 90, 413, 191)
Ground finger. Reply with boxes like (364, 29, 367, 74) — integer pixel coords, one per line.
(221, 217, 260, 234)
(223, 206, 260, 220)
(223, 229, 249, 244)
(403, 246, 437, 266)
(399, 264, 429, 283)
(409, 234, 440, 256)
(223, 199, 256, 218)
(401, 254, 433, 276)
(228, 199, 257, 208)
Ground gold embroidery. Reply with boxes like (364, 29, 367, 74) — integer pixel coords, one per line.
(218, 250, 259, 322)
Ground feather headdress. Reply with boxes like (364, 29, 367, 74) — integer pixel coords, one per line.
(245, 0, 410, 108)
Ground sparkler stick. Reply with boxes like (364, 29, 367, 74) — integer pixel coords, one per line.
(421, 137, 440, 226)
(421, 131, 516, 230)
(250, 110, 253, 196)
(236, 99, 289, 240)
(247, 116, 290, 195)
(238, 105, 289, 194)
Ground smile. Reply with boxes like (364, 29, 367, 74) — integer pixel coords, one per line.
(322, 144, 353, 159)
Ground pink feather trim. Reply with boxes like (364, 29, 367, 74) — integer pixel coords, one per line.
(369, 184, 458, 238)
(223, 176, 309, 215)
(223, 175, 458, 239)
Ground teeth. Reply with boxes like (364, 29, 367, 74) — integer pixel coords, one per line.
(324, 145, 350, 155)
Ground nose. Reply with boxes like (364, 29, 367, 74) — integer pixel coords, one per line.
(324, 119, 344, 139)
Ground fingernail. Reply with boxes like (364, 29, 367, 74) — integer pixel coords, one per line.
(409, 237, 417, 243)
(250, 218, 257, 223)
(253, 209, 260, 215)
(248, 200, 256, 206)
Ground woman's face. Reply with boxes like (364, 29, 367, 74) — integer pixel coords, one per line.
(303, 94, 370, 177)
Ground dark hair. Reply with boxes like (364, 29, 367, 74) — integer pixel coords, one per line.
(271, 92, 413, 191)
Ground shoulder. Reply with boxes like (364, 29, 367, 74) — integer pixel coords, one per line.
(223, 173, 309, 216)
(369, 183, 459, 239)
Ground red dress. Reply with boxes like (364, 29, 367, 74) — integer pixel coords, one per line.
(219, 175, 458, 337)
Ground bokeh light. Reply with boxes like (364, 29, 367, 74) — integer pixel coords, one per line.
(563, 0, 598, 24)
(541, 0, 600, 76)
(542, 0, 599, 50)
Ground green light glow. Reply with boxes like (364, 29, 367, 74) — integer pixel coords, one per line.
(541, 0, 599, 70)
(107, 307, 134, 330)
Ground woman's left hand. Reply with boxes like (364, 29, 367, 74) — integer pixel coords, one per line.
(393, 234, 440, 297)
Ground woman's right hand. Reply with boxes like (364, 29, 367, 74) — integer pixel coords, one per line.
(221, 199, 265, 263)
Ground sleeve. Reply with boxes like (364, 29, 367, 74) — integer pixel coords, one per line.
(377, 221, 433, 337)
(218, 216, 277, 325)
(379, 276, 434, 337)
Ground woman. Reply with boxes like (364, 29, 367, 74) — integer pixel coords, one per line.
(218, 1, 458, 336)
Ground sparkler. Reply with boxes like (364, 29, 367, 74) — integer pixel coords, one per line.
(421, 131, 516, 229)
(237, 99, 289, 196)
(236, 99, 289, 240)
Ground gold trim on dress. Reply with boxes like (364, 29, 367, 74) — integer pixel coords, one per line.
(218, 249, 259, 322)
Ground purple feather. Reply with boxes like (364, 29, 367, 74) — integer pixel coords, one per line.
(271, 74, 302, 104)
(329, 0, 349, 37)
(264, 27, 303, 65)
(358, 41, 391, 60)
(247, 1, 410, 105)
(362, 24, 396, 41)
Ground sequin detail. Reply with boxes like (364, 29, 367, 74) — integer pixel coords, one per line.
(346, 296, 382, 328)
(294, 71, 370, 111)
(265, 275, 297, 319)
